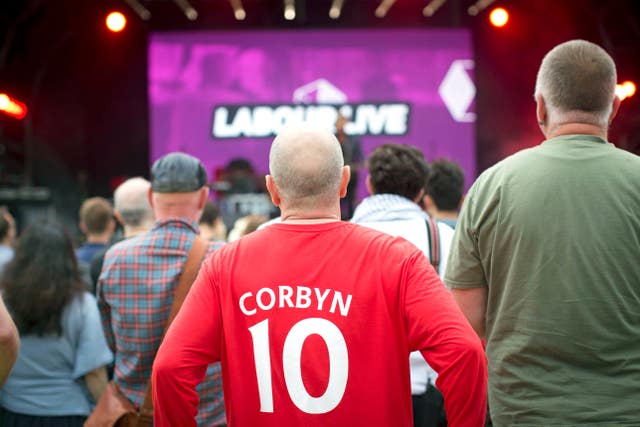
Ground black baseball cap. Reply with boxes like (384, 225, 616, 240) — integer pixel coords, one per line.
(150, 152, 208, 193)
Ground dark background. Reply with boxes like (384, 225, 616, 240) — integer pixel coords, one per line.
(1, 0, 639, 232)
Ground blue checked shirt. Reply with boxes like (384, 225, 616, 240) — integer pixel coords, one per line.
(97, 218, 226, 426)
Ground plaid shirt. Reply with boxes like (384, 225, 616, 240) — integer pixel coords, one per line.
(97, 218, 226, 426)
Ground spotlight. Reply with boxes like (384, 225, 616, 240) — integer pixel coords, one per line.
(616, 81, 636, 101)
(173, 0, 198, 21)
(423, 0, 446, 17)
(468, 0, 496, 16)
(489, 7, 509, 27)
(375, 0, 396, 18)
(0, 94, 28, 119)
(230, 0, 246, 20)
(329, 0, 344, 19)
(284, 0, 296, 20)
(106, 11, 126, 33)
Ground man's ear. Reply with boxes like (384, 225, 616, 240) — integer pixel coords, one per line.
(365, 175, 373, 195)
(198, 187, 210, 210)
(339, 166, 351, 198)
(79, 222, 87, 235)
(413, 189, 425, 204)
(422, 194, 436, 215)
(114, 210, 124, 226)
(535, 93, 547, 129)
(265, 175, 281, 207)
(608, 95, 621, 125)
(147, 188, 155, 209)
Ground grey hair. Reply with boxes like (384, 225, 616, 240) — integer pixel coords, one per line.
(269, 124, 344, 207)
(114, 177, 153, 227)
(535, 39, 617, 126)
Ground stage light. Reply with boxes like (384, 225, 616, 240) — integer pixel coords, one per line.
(329, 0, 344, 19)
(489, 7, 509, 27)
(616, 81, 636, 101)
(123, 0, 151, 20)
(174, 0, 198, 20)
(230, 0, 246, 20)
(106, 12, 126, 32)
(375, 0, 396, 18)
(423, 0, 446, 17)
(0, 93, 28, 119)
(284, 0, 295, 20)
(468, 0, 496, 16)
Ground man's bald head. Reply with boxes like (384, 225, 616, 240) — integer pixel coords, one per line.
(269, 125, 345, 209)
(114, 177, 153, 229)
(535, 40, 617, 127)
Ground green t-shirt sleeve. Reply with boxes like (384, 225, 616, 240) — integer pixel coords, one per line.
(443, 184, 487, 289)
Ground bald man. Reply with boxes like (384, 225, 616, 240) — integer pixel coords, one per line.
(152, 125, 487, 427)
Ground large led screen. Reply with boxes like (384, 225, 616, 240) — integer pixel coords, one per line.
(149, 29, 476, 201)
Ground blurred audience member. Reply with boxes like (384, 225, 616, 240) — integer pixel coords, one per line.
(0, 208, 16, 273)
(152, 125, 486, 427)
(90, 178, 154, 287)
(98, 153, 225, 426)
(0, 222, 112, 426)
(446, 40, 640, 425)
(351, 143, 454, 427)
(423, 159, 465, 229)
(226, 214, 267, 242)
(335, 114, 363, 219)
(199, 200, 227, 242)
(0, 293, 19, 388)
(76, 197, 115, 265)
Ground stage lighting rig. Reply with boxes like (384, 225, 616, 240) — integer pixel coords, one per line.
(173, 0, 198, 20)
(106, 11, 127, 32)
(375, 0, 396, 18)
(284, 0, 296, 20)
(423, 0, 446, 17)
(329, 0, 344, 19)
(123, 0, 151, 20)
(468, 0, 496, 16)
(0, 94, 27, 119)
(230, 0, 246, 20)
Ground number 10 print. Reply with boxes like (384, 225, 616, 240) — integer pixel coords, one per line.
(248, 318, 349, 414)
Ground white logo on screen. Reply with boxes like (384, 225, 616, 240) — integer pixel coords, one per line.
(211, 78, 410, 138)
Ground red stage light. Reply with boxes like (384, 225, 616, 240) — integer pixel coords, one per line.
(489, 8, 509, 27)
(106, 11, 126, 33)
(0, 93, 27, 119)
(616, 81, 636, 101)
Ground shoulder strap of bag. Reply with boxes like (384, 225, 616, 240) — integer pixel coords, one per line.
(139, 236, 209, 418)
(425, 218, 440, 273)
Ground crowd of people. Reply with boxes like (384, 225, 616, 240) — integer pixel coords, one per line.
(0, 39, 639, 427)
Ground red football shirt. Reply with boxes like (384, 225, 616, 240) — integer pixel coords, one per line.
(153, 222, 486, 427)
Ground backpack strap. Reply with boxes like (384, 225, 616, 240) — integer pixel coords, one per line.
(139, 236, 209, 419)
(425, 218, 440, 273)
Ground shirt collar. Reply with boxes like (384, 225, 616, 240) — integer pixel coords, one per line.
(151, 217, 200, 234)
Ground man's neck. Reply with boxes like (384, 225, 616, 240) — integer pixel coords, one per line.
(86, 234, 110, 244)
(123, 224, 151, 239)
(545, 122, 607, 140)
(280, 207, 341, 224)
(432, 210, 458, 220)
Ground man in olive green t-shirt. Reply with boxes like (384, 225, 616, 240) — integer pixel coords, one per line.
(445, 40, 640, 426)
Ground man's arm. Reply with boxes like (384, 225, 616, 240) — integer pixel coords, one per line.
(152, 259, 222, 427)
(451, 287, 487, 339)
(0, 294, 19, 387)
(404, 251, 487, 427)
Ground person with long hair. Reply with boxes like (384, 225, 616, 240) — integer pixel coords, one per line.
(0, 222, 113, 427)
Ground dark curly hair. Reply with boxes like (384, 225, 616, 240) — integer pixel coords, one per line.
(367, 143, 429, 201)
(425, 159, 465, 211)
(1, 221, 85, 336)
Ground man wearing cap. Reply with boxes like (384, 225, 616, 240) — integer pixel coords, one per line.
(97, 153, 226, 426)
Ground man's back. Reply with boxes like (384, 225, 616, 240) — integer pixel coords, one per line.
(153, 221, 486, 427)
(446, 134, 640, 425)
(98, 217, 225, 426)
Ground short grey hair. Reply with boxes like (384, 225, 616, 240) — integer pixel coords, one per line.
(114, 177, 153, 227)
(535, 40, 617, 126)
(269, 124, 344, 207)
